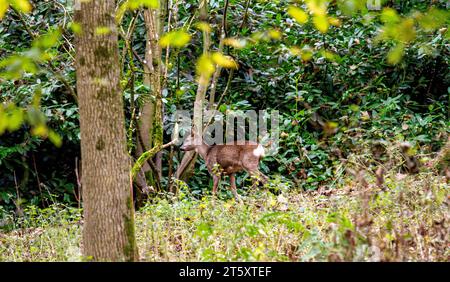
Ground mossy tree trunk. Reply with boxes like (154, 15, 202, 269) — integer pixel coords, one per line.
(74, 0, 138, 261)
(135, 3, 165, 193)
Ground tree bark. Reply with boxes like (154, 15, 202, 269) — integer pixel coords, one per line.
(74, 0, 138, 261)
(135, 4, 164, 191)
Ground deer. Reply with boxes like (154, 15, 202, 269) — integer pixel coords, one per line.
(180, 128, 268, 200)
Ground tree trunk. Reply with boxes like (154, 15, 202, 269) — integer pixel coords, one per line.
(176, 0, 210, 181)
(74, 0, 138, 261)
(135, 5, 164, 192)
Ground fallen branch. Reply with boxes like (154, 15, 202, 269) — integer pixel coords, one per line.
(131, 139, 178, 179)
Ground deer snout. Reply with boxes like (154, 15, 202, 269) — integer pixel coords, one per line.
(180, 144, 192, 151)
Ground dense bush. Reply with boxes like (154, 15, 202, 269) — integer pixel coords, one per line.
(0, 1, 448, 211)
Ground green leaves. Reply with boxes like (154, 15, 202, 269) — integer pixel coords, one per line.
(0, 28, 62, 79)
(127, 0, 158, 9)
(211, 52, 238, 69)
(416, 7, 449, 32)
(117, 0, 159, 23)
(286, 3, 447, 66)
(195, 222, 213, 239)
(68, 22, 82, 35)
(287, 1, 338, 34)
(0, 103, 24, 134)
(0, 55, 33, 79)
(287, 6, 308, 24)
(0, 0, 32, 20)
(196, 53, 215, 80)
(9, 0, 31, 13)
(285, 2, 447, 66)
(336, 0, 366, 15)
(387, 43, 404, 65)
(195, 52, 238, 84)
(0, 0, 9, 19)
(320, 49, 340, 62)
(305, 0, 328, 16)
(380, 8, 400, 24)
(375, 7, 448, 65)
(223, 37, 247, 49)
(396, 19, 416, 43)
(0, 91, 62, 147)
(194, 21, 212, 33)
(48, 130, 62, 147)
(32, 28, 62, 49)
(378, 16, 416, 47)
(94, 26, 111, 35)
(160, 30, 191, 48)
(290, 45, 313, 61)
(313, 15, 329, 33)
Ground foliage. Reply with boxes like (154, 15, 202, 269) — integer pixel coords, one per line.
(1, 1, 78, 211)
(1, 168, 448, 261)
(0, 0, 448, 262)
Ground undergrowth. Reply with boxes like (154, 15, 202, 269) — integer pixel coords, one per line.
(1, 166, 448, 262)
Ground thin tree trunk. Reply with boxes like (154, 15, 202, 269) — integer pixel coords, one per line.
(136, 4, 164, 190)
(209, 0, 229, 107)
(176, 0, 211, 181)
(74, 0, 138, 261)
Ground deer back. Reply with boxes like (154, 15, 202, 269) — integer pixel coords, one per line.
(205, 141, 263, 175)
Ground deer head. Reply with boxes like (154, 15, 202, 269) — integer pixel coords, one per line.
(180, 126, 203, 152)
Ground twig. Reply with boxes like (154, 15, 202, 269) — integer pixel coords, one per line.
(239, 0, 252, 32)
(13, 171, 23, 216)
(204, 68, 234, 129)
(32, 153, 45, 206)
(209, 0, 230, 106)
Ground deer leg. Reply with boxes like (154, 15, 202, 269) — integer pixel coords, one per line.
(247, 170, 258, 189)
(249, 170, 268, 188)
(212, 174, 220, 198)
(229, 174, 241, 201)
(258, 170, 269, 185)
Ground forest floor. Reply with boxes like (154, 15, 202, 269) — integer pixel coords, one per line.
(0, 169, 448, 262)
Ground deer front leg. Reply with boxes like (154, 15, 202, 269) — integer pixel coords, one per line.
(212, 174, 220, 198)
(229, 174, 241, 201)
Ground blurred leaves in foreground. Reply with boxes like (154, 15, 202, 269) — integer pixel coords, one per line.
(0, 0, 32, 20)
(1, 91, 62, 147)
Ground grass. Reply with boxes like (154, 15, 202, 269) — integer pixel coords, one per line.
(0, 169, 448, 262)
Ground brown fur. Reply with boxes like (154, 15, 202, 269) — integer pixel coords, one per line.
(181, 133, 267, 199)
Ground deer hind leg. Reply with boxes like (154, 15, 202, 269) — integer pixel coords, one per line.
(248, 169, 269, 188)
(229, 174, 241, 201)
(242, 156, 268, 188)
(258, 171, 269, 184)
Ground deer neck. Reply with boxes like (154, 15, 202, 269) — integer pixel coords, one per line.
(195, 142, 211, 160)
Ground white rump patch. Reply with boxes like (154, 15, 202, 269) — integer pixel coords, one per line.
(253, 145, 265, 157)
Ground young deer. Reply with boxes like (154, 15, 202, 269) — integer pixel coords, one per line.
(180, 129, 268, 200)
